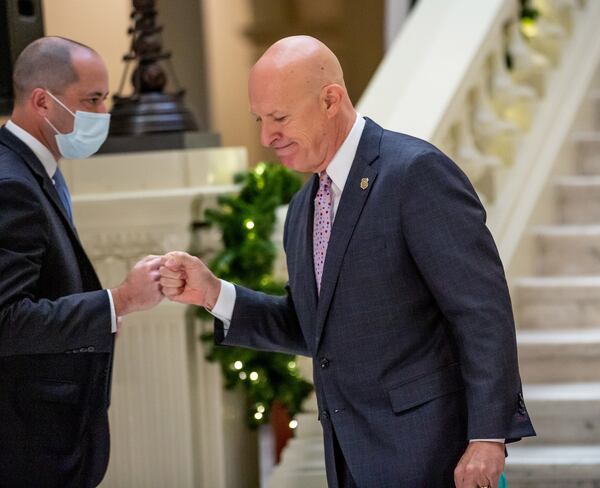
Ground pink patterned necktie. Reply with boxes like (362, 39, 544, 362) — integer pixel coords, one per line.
(313, 172, 333, 294)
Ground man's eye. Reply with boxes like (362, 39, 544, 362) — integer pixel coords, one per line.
(274, 116, 287, 122)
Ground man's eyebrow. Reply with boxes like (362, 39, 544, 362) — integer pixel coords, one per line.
(250, 111, 281, 119)
(84, 91, 109, 98)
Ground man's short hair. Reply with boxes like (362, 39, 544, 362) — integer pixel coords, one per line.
(12, 36, 97, 105)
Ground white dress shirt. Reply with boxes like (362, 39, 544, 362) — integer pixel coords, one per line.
(5, 120, 118, 333)
(207, 114, 502, 444)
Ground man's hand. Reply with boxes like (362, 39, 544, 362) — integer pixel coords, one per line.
(159, 251, 221, 308)
(111, 255, 164, 316)
(454, 441, 505, 488)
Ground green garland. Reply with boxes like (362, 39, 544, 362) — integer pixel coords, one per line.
(199, 162, 313, 429)
(520, 0, 540, 21)
(505, 1, 540, 70)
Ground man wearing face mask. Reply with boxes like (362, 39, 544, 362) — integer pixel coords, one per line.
(0, 37, 164, 488)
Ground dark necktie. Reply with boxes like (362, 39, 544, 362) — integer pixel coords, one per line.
(53, 167, 73, 223)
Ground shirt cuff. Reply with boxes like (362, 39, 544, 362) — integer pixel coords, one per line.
(209, 279, 236, 335)
(470, 439, 505, 443)
(106, 289, 118, 334)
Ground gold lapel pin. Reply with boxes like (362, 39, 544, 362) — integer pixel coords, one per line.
(360, 178, 369, 190)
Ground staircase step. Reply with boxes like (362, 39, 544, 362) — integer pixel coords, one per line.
(505, 445, 600, 487)
(522, 383, 600, 444)
(515, 276, 600, 329)
(577, 91, 600, 133)
(277, 437, 325, 465)
(533, 225, 600, 275)
(556, 176, 600, 224)
(591, 90, 600, 132)
(268, 437, 327, 488)
(518, 329, 600, 382)
(575, 132, 600, 175)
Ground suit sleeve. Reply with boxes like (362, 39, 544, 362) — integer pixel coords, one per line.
(214, 284, 309, 357)
(214, 195, 310, 357)
(0, 178, 113, 356)
(398, 151, 534, 442)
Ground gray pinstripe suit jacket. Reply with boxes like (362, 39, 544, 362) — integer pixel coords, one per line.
(216, 118, 535, 487)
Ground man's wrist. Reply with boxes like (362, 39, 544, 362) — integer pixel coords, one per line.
(204, 277, 222, 310)
(111, 285, 131, 316)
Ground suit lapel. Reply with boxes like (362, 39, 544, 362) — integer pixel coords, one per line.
(0, 127, 100, 287)
(0, 128, 77, 236)
(314, 119, 382, 349)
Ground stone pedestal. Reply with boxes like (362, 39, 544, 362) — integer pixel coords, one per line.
(61, 147, 259, 488)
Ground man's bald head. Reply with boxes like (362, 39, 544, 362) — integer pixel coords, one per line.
(12, 36, 98, 106)
(250, 35, 346, 97)
(248, 36, 356, 174)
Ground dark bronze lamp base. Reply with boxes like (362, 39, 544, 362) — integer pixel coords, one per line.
(109, 92, 198, 136)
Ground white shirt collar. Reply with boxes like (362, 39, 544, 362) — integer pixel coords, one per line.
(5, 120, 58, 179)
(325, 113, 366, 196)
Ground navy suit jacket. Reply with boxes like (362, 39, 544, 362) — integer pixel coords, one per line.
(0, 127, 114, 488)
(216, 118, 535, 487)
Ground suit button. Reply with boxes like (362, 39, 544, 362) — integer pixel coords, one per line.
(72, 349, 79, 354)
(80, 347, 88, 353)
(87, 346, 95, 352)
(518, 394, 527, 414)
(320, 358, 330, 369)
(321, 410, 330, 420)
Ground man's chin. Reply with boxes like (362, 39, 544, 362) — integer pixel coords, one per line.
(278, 156, 296, 170)
(276, 154, 314, 174)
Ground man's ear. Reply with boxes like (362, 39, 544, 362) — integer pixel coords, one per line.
(322, 84, 344, 118)
(30, 88, 50, 117)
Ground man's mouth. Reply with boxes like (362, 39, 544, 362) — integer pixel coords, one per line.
(274, 142, 295, 152)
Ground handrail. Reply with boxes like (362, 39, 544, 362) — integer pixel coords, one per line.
(357, 0, 599, 272)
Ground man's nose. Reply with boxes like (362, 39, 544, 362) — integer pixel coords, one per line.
(260, 121, 277, 148)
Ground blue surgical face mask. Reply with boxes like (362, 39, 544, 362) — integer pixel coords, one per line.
(44, 90, 111, 159)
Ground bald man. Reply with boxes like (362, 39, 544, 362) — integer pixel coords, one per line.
(0, 37, 163, 487)
(161, 36, 535, 488)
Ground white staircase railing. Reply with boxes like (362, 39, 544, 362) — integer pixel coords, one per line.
(358, 0, 600, 274)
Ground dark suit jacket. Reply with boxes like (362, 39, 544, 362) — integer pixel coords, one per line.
(216, 118, 535, 487)
(0, 127, 115, 488)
